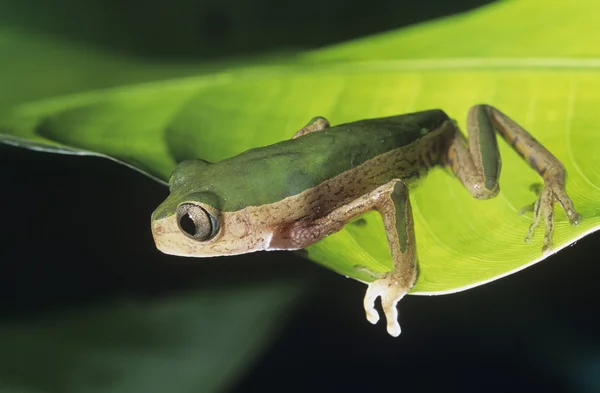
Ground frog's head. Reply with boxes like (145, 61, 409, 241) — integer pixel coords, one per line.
(151, 159, 273, 257)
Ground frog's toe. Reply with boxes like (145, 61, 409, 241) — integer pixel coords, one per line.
(381, 291, 403, 337)
(542, 241, 554, 256)
(530, 186, 555, 252)
(364, 276, 408, 337)
(363, 283, 383, 325)
(524, 197, 542, 245)
(568, 211, 583, 226)
(555, 193, 582, 226)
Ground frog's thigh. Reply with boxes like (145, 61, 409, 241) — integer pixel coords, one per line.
(292, 116, 330, 139)
(289, 180, 417, 337)
(442, 112, 501, 200)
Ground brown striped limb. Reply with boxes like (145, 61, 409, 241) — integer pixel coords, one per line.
(275, 180, 417, 337)
(443, 105, 582, 254)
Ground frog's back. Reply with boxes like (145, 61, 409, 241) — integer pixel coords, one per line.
(205, 110, 449, 211)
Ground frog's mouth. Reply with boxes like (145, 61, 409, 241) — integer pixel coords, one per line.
(151, 214, 272, 257)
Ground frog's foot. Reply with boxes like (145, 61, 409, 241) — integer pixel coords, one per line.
(363, 273, 409, 337)
(524, 181, 582, 254)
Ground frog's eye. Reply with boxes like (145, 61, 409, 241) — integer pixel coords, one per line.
(176, 203, 219, 241)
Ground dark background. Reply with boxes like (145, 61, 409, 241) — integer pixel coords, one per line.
(2, 0, 599, 392)
(1, 0, 495, 59)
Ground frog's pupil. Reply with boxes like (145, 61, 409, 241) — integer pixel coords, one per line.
(179, 213, 197, 236)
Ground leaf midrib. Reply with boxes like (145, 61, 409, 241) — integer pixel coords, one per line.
(3, 56, 600, 116)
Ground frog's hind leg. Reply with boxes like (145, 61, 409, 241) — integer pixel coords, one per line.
(272, 180, 417, 337)
(292, 116, 330, 139)
(363, 180, 417, 338)
(443, 104, 581, 253)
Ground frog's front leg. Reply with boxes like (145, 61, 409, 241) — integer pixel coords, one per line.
(272, 180, 417, 337)
(444, 104, 582, 253)
(292, 116, 330, 139)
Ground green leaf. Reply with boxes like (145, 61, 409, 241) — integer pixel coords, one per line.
(304, 0, 600, 60)
(0, 27, 291, 108)
(2, 0, 599, 295)
(0, 29, 191, 108)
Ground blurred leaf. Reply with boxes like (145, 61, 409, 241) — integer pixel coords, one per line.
(305, 0, 600, 61)
(0, 283, 302, 393)
(0, 28, 189, 107)
(2, 1, 599, 295)
(0, 27, 294, 108)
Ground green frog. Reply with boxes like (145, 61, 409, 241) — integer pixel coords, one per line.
(151, 105, 581, 337)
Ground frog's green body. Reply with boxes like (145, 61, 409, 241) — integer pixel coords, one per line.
(154, 109, 448, 218)
(151, 105, 581, 337)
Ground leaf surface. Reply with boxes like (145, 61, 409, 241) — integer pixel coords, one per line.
(2, 0, 599, 293)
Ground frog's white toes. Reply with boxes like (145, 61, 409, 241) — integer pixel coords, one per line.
(363, 283, 383, 325)
(382, 300, 401, 337)
(364, 278, 408, 337)
(381, 286, 406, 337)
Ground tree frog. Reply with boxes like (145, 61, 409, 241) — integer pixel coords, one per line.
(151, 105, 581, 337)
